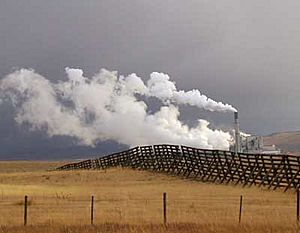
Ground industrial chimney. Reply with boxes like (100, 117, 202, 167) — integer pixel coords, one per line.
(234, 111, 241, 154)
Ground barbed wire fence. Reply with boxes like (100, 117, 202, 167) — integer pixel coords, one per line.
(0, 191, 299, 226)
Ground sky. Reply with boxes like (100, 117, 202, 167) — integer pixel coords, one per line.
(0, 0, 299, 158)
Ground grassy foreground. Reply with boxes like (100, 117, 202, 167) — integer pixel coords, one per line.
(0, 161, 298, 233)
(0, 223, 299, 233)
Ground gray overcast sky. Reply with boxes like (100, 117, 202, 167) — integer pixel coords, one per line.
(0, 0, 300, 157)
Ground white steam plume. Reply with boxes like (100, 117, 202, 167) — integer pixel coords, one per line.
(147, 72, 237, 112)
(0, 68, 235, 150)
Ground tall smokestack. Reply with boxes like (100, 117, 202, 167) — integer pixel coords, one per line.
(234, 111, 240, 154)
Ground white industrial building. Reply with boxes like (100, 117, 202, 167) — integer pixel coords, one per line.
(240, 135, 281, 154)
(231, 111, 281, 154)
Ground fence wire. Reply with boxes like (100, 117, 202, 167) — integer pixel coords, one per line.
(0, 193, 298, 226)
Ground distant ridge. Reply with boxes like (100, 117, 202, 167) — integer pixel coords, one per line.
(263, 131, 300, 154)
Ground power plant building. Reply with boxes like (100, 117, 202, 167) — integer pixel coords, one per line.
(232, 112, 281, 154)
(240, 135, 281, 154)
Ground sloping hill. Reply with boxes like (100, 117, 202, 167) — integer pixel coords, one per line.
(0, 162, 297, 233)
(263, 131, 300, 154)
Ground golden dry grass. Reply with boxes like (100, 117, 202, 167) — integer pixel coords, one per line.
(0, 161, 299, 233)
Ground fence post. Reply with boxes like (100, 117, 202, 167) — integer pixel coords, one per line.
(91, 195, 94, 225)
(297, 190, 299, 222)
(239, 195, 243, 223)
(163, 192, 167, 226)
(24, 195, 28, 226)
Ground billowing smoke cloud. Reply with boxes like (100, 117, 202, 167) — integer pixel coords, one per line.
(0, 68, 236, 150)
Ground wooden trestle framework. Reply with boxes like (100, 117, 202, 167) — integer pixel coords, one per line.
(57, 144, 300, 191)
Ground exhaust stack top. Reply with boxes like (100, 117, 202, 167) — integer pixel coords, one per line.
(234, 111, 241, 154)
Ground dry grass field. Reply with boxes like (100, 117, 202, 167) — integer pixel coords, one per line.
(0, 161, 299, 233)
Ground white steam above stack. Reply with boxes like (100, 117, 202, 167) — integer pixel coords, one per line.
(0, 67, 238, 151)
